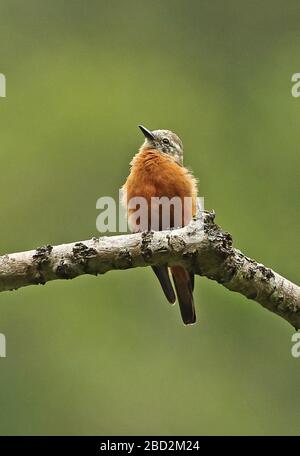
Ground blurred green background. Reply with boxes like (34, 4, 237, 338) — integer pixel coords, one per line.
(0, 0, 299, 436)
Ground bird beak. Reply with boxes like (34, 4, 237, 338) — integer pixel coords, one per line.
(138, 125, 155, 141)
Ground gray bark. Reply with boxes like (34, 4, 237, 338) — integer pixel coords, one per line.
(0, 211, 299, 329)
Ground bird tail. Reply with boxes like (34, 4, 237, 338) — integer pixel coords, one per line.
(152, 266, 176, 304)
(171, 266, 196, 325)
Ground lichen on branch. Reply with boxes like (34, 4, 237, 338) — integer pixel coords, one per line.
(0, 211, 299, 329)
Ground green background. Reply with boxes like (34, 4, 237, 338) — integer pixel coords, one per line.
(0, 0, 299, 435)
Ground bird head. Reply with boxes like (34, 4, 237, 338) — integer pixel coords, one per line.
(138, 125, 184, 165)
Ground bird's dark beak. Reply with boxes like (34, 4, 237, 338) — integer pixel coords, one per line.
(138, 125, 155, 141)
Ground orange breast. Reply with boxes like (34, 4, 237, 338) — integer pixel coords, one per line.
(123, 148, 197, 232)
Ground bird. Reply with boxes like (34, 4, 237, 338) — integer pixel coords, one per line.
(122, 125, 198, 324)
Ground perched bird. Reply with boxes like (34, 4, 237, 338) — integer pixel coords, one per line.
(122, 125, 198, 324)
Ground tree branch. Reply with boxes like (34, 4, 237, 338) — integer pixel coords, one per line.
(0, 211, 299, 329)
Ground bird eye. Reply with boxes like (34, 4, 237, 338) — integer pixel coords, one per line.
(162, 138, 170, 145)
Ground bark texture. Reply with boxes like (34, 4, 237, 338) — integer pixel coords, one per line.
(0, 212, 299, 329)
